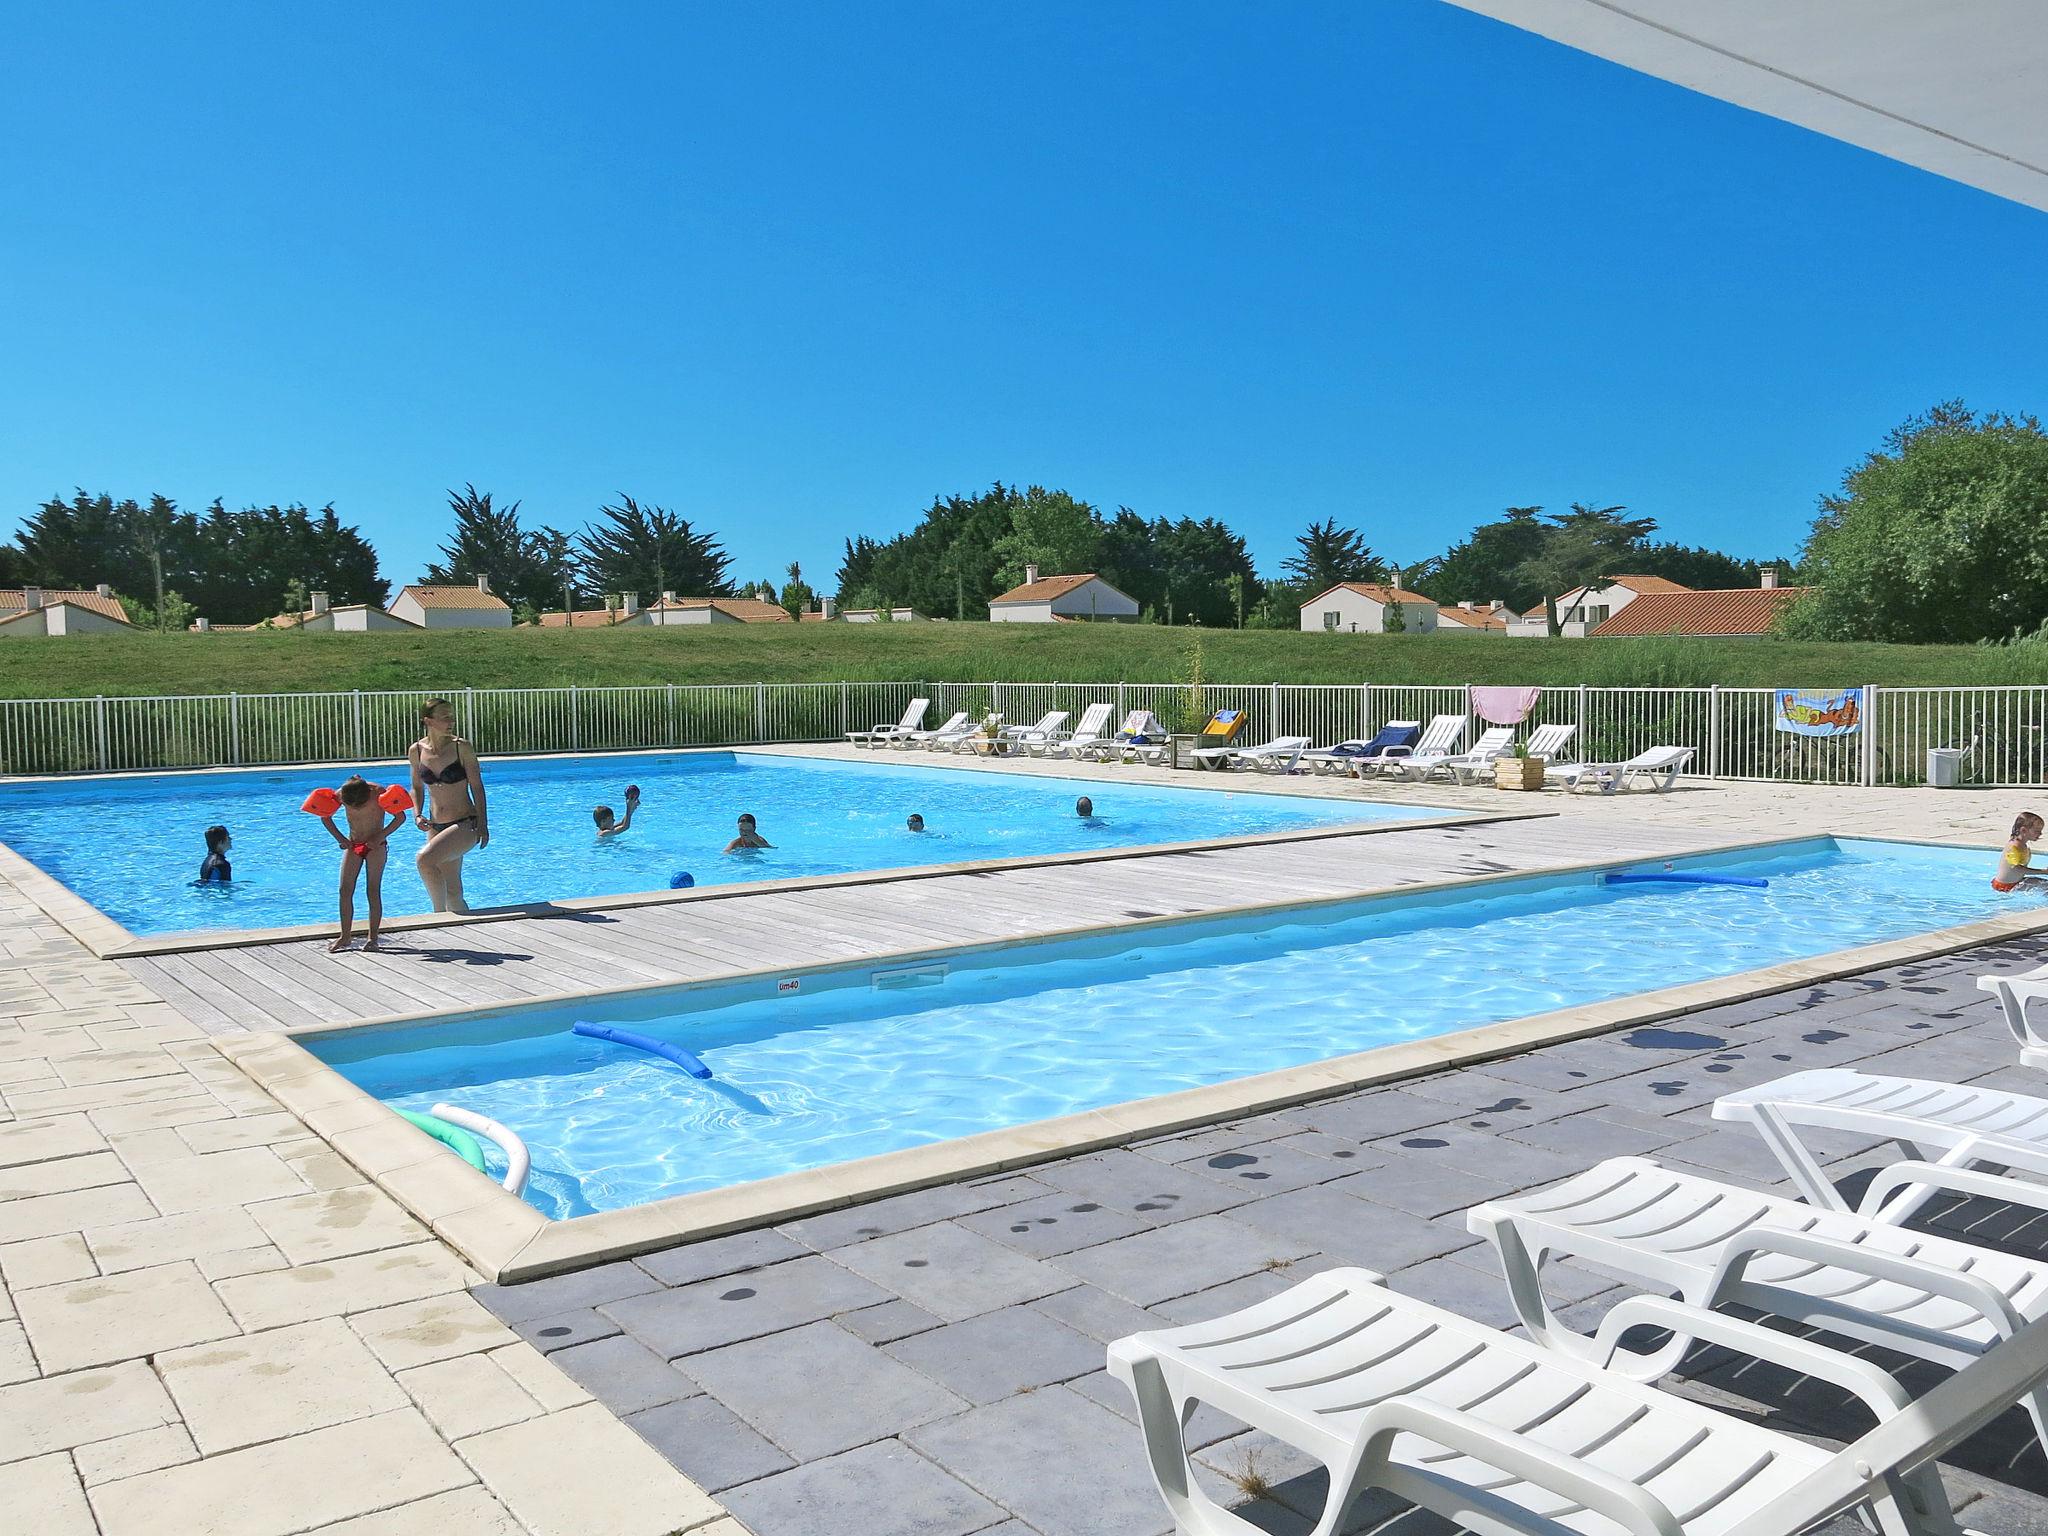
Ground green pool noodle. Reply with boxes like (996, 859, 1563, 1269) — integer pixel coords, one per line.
(398, 1108, 487, 1171)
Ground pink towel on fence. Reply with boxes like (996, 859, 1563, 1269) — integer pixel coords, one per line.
(1469, 685, 1541, 725)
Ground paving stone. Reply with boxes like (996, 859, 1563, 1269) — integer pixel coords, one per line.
(157, 1316, 410, 1453)
(72, 1422, 200, 1486)
(472, 1257, 663, 1323)
(1026, 1150, 1251, 1227)
(16, 1260, 238, 1373)
(0, 1231, 95, 1288)
(1030, 1281, 1165, 1343)
(0, 1112, 105, 1169)
(0, 1180, 155, 1244)
(0, 1318, 33, 1383)
(90, 1408, 473, 1536)
(457, 1400, 723, 1536)
(906, 1384, 1173, 1536)
(84, 1205, 269, 1273)
(131, 1145, 307, 1213)
(955, 1188, 1149, 1258)
(1501, 1110, 1690, 1162)
(513, 1306, 623, 1353)
(1291, 1090, 1460, 1142)
(1225, 1179, 1475, 1271)
(399, 1352, 545, 1440)
(1177, 1139, 1364, 1196)
(837, 1296, 945, 1345)
(301, 1486, 524, 1535)
(1361, 1128, 1583, 1192)
(0, 1452, 95, 1535)
(0, 1359, 178, 1460)
(634, 1226, 810, 1285)
(551, 1333, 697, 1414)
(776, 1173, 1046, 1251)
(199, 1244, 290, 1280)
(883, 1303, 1103, 1404)
(627, 1392, 795, 1492)
(830, 1222, 1072, 1321)
(486, 1343, 593, 1411)
(1056, 1212, 1317, 1306)
(177, 1112, 307, 1154)
(687, 1319, 968, 1458)
(601, 1254, 890, 1358)
(247, 1184, 429, 1264)
(1336, 1153, 1501, 1220)
(214, 1241, 473, 1330)
(351, 1292, 520, 1372)
(1150, 1266, 1318, 1324)
(720, 1439, 1002, 1536)
(0, 1149, 130, 1200)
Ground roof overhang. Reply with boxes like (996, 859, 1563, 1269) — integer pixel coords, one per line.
(1441, 1, 2048, 213)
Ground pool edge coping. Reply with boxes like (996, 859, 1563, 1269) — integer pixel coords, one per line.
(213, 831, 2048, 1284)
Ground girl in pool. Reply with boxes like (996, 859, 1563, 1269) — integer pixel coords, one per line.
(318, 777, 408, 951)
(409, 697, 489, 912)
(197, 824, 232, 884)
(724, 813, 773, 853)
(1993, 812, 2046, 893)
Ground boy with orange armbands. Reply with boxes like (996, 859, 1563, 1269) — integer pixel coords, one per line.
(304, 777, 413, 952)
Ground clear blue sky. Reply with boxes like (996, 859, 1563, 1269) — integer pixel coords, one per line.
(4, 0, 2045, 596)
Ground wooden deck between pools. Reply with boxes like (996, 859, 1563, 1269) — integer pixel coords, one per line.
(120, 815, 1768, 1035)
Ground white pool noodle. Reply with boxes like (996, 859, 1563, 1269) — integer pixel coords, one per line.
(431, 1102, 530, 1195)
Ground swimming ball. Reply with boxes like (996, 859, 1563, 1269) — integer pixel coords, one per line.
(669, 871, 695, 889)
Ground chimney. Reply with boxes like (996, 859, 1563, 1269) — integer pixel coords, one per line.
(95, 582, 112, 599)
(1760, 568, 1779, 590)
(622, 593, 640, 616)
(476, 574, 491, 594)
(821, 596, 837, 619)
(195, 617, 211, 632)
(310, 590, 329, 616)
(23, 586, 43, 611)
(661, 590, 676, 604)
(1024, 563, 1040, 587)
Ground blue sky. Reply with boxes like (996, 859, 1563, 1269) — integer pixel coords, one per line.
(4, 1, 2044, 596)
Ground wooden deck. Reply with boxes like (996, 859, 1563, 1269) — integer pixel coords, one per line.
(121, 815, 1766, 1034)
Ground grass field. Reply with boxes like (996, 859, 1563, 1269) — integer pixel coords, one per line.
(0, 623, 2042, 698)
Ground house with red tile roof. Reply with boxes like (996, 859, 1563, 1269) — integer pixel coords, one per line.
(987, 566, 1138, 623)
(1590, 573, 1808, 637)
(538, 591, 795, 627)
(388, 576, 514, 629)
(1434, 600, 1511, 633)
(0, 584, 134, 638)
(1299, 582, 1440, 634)
(1507, 574, 1695, 637)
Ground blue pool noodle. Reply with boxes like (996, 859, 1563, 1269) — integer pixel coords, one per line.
(572, 1020, 713, 1079)
(1606, 871, 1769, 890)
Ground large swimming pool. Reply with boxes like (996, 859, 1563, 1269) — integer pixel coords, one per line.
(0, 751, 1417, 937)
(307, 836, 2021, 1218)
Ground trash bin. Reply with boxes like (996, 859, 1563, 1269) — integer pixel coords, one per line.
(1927, 747, 1967, 788)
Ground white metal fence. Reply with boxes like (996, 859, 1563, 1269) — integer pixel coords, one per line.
(0, 681, 2040, 787)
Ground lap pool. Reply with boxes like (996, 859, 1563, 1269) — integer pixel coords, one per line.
(304, 836, 2022, 1219)
(0, 750, 1417, 938)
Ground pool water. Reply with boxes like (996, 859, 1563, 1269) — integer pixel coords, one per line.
(307, 837, 2020, 1218)
(0, 751, 1412, 937)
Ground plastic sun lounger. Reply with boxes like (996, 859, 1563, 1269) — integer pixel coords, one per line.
(996, 710, 1068, 754)
(1396, 725, 1515, 784)
(1446, 721, 1580, 786)
(1713, 1067, 2048, 1227)
(1047, 703, 1115, 758)
(845, 697, 928, 746)
(1547, 745, 1696, 794)
(1300, 722, 1420, 776)
(1076, 711, 1167, 763)
(889, 710, 969, 749)
(1469, 1154, 2048, 1453)
(1367, 713, 1466, 777)
(1979, 962, 2048, 1069)
(1188, 735, 1311, 772)
(1108, 1262, 2044, 1536)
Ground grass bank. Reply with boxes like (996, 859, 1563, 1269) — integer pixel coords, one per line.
(1, 623, 2042, 698)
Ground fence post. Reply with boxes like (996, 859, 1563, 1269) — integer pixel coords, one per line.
(228, 693, 241, 766)
(1863, 684, 1879, 787)
(1270, 680, 1281, 736)
(93, 696, 108, 771)
(462, 687, 475, 746)
(992, 681, 1003, 723)
(351, 690, 365, 759)
(1707, 685, 1721, 780)
(1576, 684, 1587, 745)
(755, 682, 767, 742)
(568, 685, 579, 752)
(1116, 681, 1126, 722)
(840, 681, 849, 739)
(667, 683, 676, 747)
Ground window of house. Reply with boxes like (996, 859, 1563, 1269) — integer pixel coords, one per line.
(1322, 611, 1339, 631)
(1587, 605, 1610, 626)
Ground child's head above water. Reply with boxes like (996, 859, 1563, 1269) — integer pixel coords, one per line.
(593, 805, 616, 830)
(1075, 796, 1094, 818)
(339, 776, 375, 809)
(205, 824, 230, 853)
(2014, 812, 2045, 843)
(738, 813, 757, 829)
(907, 813, 924, 832)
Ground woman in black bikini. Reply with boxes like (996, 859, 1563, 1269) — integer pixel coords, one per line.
(409, 698, 489, 912)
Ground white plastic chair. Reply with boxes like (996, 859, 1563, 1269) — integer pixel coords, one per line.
(1547, 745, 1695, 794)
(1980, 961, 2048, 1069)
(1189, 736, 1311, 772)
(1368, 714, 1465, 777)
(845, 697, 927, 746)
(1050, 703, 1115, 758)
(997, 710, 1068, 754)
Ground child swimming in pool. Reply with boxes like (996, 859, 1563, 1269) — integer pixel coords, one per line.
(594, 784, 641, 839)
(1993, 812, 2046, 893)
(318, 776, 408, 952)
(724, 813, 773, 854)
(1075, 796, 1105, 826)
(198, 825, 232, 884)
(906, 813, 925, 833)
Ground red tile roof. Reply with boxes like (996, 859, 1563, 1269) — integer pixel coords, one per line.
(1603, 574, 1692, 595)
(1436, 604, 1507, 631)
(1590, 587, 1808, 637)
(396, 584, 512, 612)
(1307, 581, 1436, 607)
(991, 572, 1105, 604)
(0, 589, 130, 623)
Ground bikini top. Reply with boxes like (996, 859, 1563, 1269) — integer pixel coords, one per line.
(421, 755, 468, 786)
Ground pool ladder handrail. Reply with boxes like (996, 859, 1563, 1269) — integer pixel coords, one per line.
(431, 1102, 531, 1196)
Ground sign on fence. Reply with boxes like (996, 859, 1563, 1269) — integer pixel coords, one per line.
(1774, 688, 1863, 737)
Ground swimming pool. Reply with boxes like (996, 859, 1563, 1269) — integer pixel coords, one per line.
(0, 751, 1418, 938)
(307, 836, 2018, 1218)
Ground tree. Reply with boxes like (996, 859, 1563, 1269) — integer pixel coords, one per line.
(422, 485, 572, 617)
(281, 577, 309, 630)
(187, 502, 387, 624)
(1514, 503, 1658, 634)
(1244, 578, 1304, 630)
(991, 488, 1102, 590)
(1281, 519, 1383, 593)
(1409, 506, 1549, 613)
(1780, 401, 2048, 643)
(577, 496, 733, 606)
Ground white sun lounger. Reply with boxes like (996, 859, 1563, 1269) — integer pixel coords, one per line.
(890, 710, 969, 749)
(845, 697, 928, 746)
(1979, 962, 2048, 1069)
(1368, 713, 1465, 777)
(1049, 703, 1116, 758)
(996, 710, 1068, 754)
(1189, 735, 1311, 772)
(1714, 1067, 2048, 1227)
(1395, 725, 1513, 784)
(1470, 1154, 2048, 1451)
(1547, 745, 1696, 794)
(1067, 708, 1150, 761)
(1109, 1261, 2035, 1536)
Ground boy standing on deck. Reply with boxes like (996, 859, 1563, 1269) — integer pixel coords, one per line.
(319, 776, 409, 952)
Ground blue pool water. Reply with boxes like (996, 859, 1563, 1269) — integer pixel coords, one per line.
(0, 751, 1410, 937)
(307, 837, 2021, 1218)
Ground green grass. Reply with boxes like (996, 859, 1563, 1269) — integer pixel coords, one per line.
(1, 623, 2042, 699)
